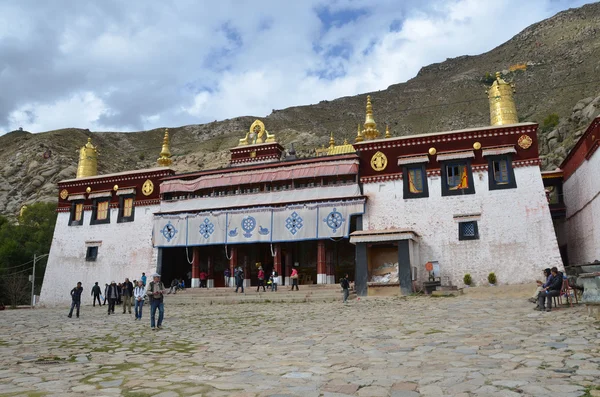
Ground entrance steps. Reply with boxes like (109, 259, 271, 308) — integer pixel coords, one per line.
(165, 284, 355, 305)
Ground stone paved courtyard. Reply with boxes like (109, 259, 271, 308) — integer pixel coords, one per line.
(1, 287, 599, 397)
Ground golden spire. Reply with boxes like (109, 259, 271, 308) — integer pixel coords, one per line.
(385, 124, 392, 139)
(487, 72, 518, 126)
(362, 95, 380, 140)
(329, 132, 335, 148)
(76, 138, 98, 178)
(355, 123, 364, 143)
(157, 128, 173, 166)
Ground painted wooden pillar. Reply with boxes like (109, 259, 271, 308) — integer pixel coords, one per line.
(317, 240, 327, 284)
(274, 244, 282, 285)
(191, 247, 200, 288)
(243, 254, 250, 287)
(285, 251, 293, 286)
(229, 246, 237, 287)
(207, 255, 214, 288)
(326, 247, 335, 284)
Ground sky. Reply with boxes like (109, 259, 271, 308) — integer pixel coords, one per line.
(0, 0, 593, 134)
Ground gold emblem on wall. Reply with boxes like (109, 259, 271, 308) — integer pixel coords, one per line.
(370, 151, 388, 171)
(473, 142, 482, 150)
(250, 151, 256, 158)
(142, 179, 154, 196)
(86, 187, 91, 194)
(428, 147, 437, 156)
(518, 135, 533, 149)
(60, 189, 69, 200)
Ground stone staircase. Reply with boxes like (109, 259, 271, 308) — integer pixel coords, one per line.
(164, 284, 354, 305)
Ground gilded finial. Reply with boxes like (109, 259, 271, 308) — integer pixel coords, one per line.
(157, 128, 173, 166)
(362, 95, 380, 140)
(487, 71, 518, 126)
(76, 137, 98, 178)
(355, 123, 364, 143)
(385, 124, 392, 139)
(329, 132, 335, 148)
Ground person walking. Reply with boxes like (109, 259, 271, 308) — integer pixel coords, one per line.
(103, 283, 109, 305)
(141, 272, 147, 287)
(256, 266, 266, 292)
(199, 270, 207, 288)
(290, 268, 299, 291)
(271, 269, 278, 292)
(68, 282, 83, 318)
(122, 278, 133, 314)
(91, 282, 102, 307)
(106, 281, 119, 315)
(234, 267, 244, 293)
(146, 273, 166, 330)
(224, 268, 231, 287)
(133, 280, 145, 320)
(340, 273, 350, 303)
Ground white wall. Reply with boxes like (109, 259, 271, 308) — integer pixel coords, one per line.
(362, 166, 563, 287)
(40, 206, 158, 305)
(563, 151, 600, 265)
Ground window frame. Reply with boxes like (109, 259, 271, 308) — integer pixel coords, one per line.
(69, 200, 84, 226)
(402, 163, 429, 199)
(487, 154, 517, 190)
(90, 198, 111, 225)
(117, 194, 135, 223)
(458, 221, 479, 241)
(441, 160, 476, 196)
(85, 246, 98, 262)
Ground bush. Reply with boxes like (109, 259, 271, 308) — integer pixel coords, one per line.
(542, 113, 559, 133)
(483, 72, 495, 85)
(463, 274, 472, 286)
(488, 272, 497, 285)
(138, 153, 146, 161)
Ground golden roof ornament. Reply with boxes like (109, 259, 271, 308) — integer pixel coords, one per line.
(385, 124, 392, 139)
(487, 71, 518, 126)
(157, 128, 173, 166)
(239, 120, 276, 146)
(355, 123, 364, 143)
(362, 95, 380, 140)
(329, 132, 335, 148)
(76, 138, 98, 178)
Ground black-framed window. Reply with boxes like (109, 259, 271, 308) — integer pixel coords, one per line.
(117, 195, 135, 223)
(487, 155, 517, 190)
(86, 246, 98, 261)
(90, 199, 111, 225)
(458, 221, 479, 240)
(402, 164, 429, 199)
(69, 201, 84, 226)
(441, 160, 475, 196)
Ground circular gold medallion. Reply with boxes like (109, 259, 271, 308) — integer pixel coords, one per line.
(473, 142, 481, 150)
(60, 189, 69, 200)
(428, 147, 437, 156)
(85, 187, 91, 194)
(142, 179, 154, 196)
(518, 135, 532, 149)
(113, 185, 119, 191)
(370, 151, 388, 172)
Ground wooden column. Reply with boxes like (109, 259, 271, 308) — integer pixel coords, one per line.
(191, 247, 200, 288)
(229, 246, 237, 287)
(285, 251, 293, 286)
(207, 255, 214, 288)
(317, 240, 326, 284)
(274, 244, 282, 285)
(243, 254, 250, 287)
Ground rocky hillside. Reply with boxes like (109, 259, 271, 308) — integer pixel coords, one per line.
(1, 2, 600, 217)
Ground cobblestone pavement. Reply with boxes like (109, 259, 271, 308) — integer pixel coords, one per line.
(1, 291, 599, 397)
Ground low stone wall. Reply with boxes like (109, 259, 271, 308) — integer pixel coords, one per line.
(578, 272, 600, 320)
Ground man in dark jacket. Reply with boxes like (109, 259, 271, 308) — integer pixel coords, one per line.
(340, 274, 350, 303)
(106, 281, 119, 315)
(536, 267, 563, 312)
(234, 267, 244, 293)
(91, 282, 102, 307)
(68, 282, 83, 318)
(122, 278, 134, 314)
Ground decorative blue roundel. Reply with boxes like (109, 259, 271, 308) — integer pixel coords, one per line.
(324, 208, 344, 233)
(161, 222, 178, 242)
(241, 216, 256, 238)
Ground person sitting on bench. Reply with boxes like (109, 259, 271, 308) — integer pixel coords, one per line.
(536, 267, 562, 312)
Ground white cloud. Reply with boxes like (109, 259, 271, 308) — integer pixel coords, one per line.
(0, 0, 594, 134)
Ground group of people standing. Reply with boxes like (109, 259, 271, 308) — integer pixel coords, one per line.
(68, 272, 168, 330)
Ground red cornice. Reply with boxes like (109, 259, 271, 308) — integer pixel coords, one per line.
(59, 170, 173, 188)
(560, 117, 600, 181)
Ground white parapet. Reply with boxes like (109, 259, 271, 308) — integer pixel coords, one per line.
(317, 274, 327, 284)
(191, 278, 200, 288)
(207, 279, 214, 288)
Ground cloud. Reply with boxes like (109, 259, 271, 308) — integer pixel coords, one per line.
(0, 0, 593, 134)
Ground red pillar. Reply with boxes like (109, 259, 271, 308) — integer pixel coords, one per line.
(317, 240, 326, 284)
(243, 255, 250, 286)
(207, 255, 214, 288)
(229, 246, 237, 287)
(192, 247, 200, 288)
(274, 244, 282, 275)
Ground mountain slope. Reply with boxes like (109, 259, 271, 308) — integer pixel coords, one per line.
(1, 2, 600, 217)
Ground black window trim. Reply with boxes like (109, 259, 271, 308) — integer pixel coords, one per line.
(402, 163, 429, 199)
(85, 246, 98, 262)
(458, 221, 479, 241)
(69, 200, 84, 226)
(90, 198, 111, 225)
(117, 194, 136, 223)
(487, 154, 517, 190)
(441, 159, 476, 196)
